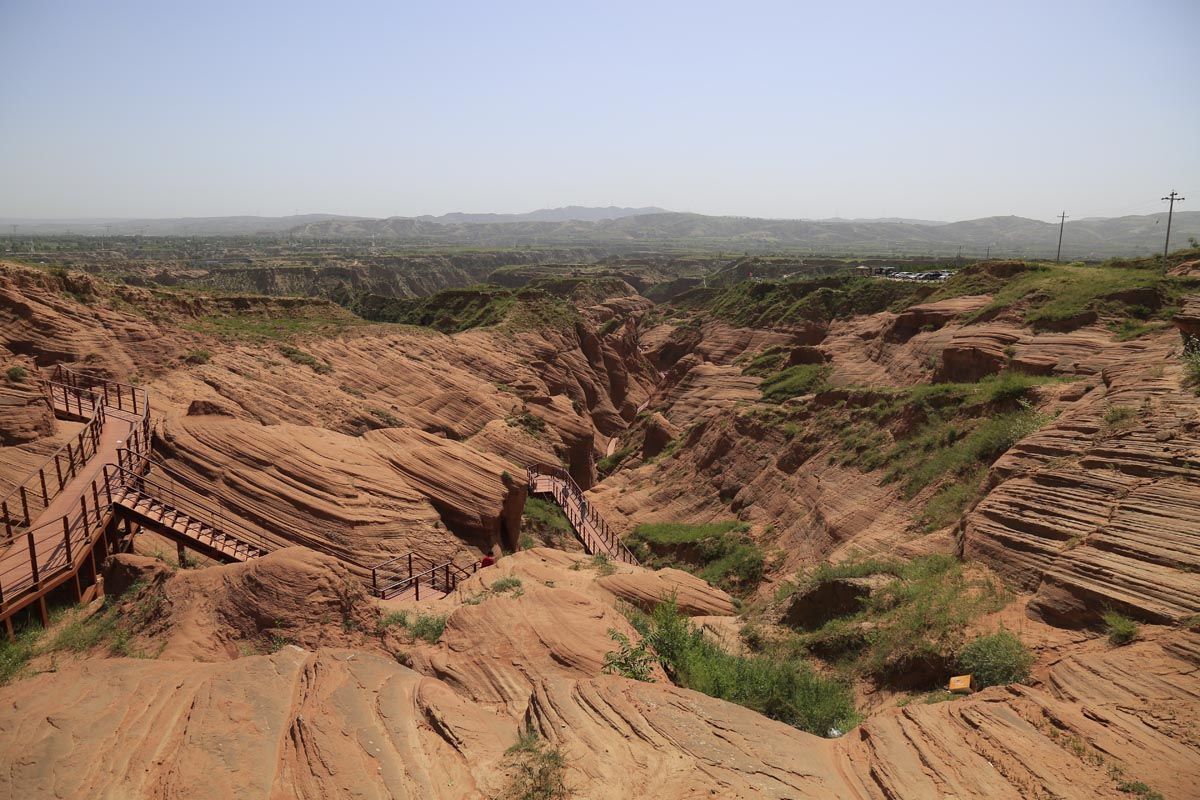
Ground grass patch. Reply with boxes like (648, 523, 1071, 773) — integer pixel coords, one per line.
(678, 275, 928, 329)
(629, 521, 764, 595)
(279, 345, 332, 374)
(507, 411, 546, 436)
(570, 553, 616, 576)
(5, 365, 28, 383)
(1103, 611, 1138, 646)
(188, 310, 357, 341)
(367, 407, 402, 427)
(183, 349, 211, 365)
(350, 285, 580, 335)
(1117, 781, 1164, 799)
(0, 626, 43, 685)
(630, 599, 860, 736)
(884, 407, 1049, 497)
(491, 576, 524, 594)
(1102, 405, 1137, 431)
(597, 442, 636, 475)
(375, 610, 409, 634)
(956, 629, 1033, 688)
(760, 364, 831, 402)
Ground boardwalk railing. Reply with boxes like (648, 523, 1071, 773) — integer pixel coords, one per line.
(0, 367, 153, 630)
(0, 460, 127, 619)
(527, 463, 638, 565)
(0, 385, 106, 539)
(370, 551, 481, 600)
(105, 453, 274, 561)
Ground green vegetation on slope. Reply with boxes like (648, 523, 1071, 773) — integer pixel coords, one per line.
(343, 284, 581, 334)
(759, 364, 832, 402)
(628, 521, 765, 595)
(676, 275, 931, 328)
(930, 250, 1200, 331)
(790, 554, 1009, 683)
(626, 599, 860, 737)
(814, 373, 1060, 529)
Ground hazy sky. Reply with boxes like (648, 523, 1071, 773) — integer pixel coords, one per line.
(1, 0, 1197, 221)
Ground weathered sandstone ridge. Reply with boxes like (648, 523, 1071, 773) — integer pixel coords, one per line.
(0, 263, 658, 568)
(964, 337, 1200, 627)
(2, 548, 1196, 799)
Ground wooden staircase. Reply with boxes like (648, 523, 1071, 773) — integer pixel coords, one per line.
(526, 464, 638, 565)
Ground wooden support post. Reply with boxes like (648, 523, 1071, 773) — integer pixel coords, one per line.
(415, 578, 420, 602)
(54, 454, 64, 491)
(177, 541, 186, 568)
(27, 529, 40, 587)
(91, 482, 102, 525)
(66, 442, 77, 479)
(36, 597, 49, 628)
(19, 486, 29, 526)
(64, 505, 76, 568)
(2, 501, 11, 540)
(39, 468, 48, 504)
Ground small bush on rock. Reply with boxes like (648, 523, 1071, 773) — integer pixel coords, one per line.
(956, 630, 1033, 688)
(1103, 611, 1138, 646)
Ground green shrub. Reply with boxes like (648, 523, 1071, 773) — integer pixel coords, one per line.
(597, 443, 636, 475)
(956, 630, 1033, 688)
(640, 600, 860, 736)
(409, 613, 447, 643)
(796, 555, 1008, 681)
(1182, 339, 1200, 391)
(1103, 405, 1136, 429)
(602, 628, 656, 681)
(1103, 611, 1138, 646)
(500, 730, 568, 800)
(508, 411, 546, 436)
(5, 365, 28, 383)
(367, 407, 402, 427)
(375, 610, 409, 634)
(1117, 780, 1164, 799)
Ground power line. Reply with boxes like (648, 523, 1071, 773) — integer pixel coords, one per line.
(1162, 191, 1186, 259)
(1055, 211, 1068, 263)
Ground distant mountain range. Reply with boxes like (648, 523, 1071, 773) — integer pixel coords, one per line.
(4, 207, 1197, 258)
(289, 211, 1200, 258)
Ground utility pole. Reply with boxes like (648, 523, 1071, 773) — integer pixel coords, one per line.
(1162, 191, 1186, 260)
(1055, 211, 1068, 263)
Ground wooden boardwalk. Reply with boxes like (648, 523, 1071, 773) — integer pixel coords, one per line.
(527, 464, 638, 565)
(1, 367, 632, 631)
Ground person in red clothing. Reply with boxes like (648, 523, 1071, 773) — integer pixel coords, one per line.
(479, 554, 496, 568)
